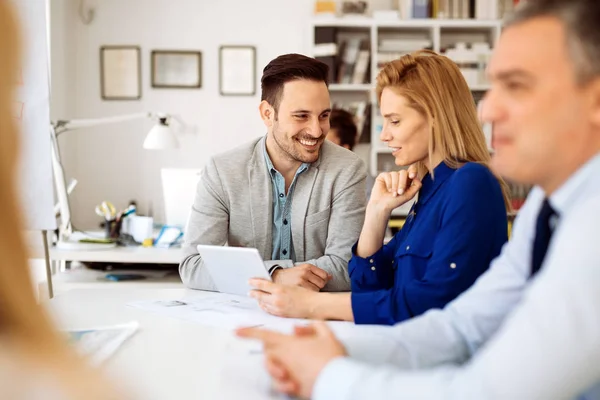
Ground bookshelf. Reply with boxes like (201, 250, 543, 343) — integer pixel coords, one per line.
(309, 17, 502, 178)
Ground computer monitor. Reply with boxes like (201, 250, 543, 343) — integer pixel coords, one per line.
(161, 168, 202, 229)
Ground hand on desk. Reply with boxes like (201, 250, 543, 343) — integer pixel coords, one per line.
(271, 263, 331, 292)
(236, 322, 346, 399)
(249, 279, 318, 319)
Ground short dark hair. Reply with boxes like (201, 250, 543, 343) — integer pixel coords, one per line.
(330, 109, 358, 150)
(261, 53, 329, 114)
(505, 0, 600, 84)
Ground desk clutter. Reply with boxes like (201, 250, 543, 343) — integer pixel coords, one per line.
(92, 200, 183, 248)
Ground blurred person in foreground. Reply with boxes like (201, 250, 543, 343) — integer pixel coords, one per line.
(0, 2, 124, 399)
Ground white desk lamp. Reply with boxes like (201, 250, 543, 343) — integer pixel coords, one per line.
(50, 112, 180, 250)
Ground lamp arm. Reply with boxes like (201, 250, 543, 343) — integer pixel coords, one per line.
(168, 114, 187, 129)
(53, 112, 156, 135)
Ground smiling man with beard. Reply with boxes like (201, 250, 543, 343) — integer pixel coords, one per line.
(180, 53, 367, 292)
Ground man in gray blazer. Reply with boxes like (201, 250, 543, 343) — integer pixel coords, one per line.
(180, 53, 367, 292)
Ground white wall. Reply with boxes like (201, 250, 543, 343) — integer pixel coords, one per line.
(53, 0, 392, 229)
(50, 0, 316, 229)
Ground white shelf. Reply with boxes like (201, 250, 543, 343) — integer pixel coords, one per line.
(434, 19, 502, 28)
(50, 245, 184, 264)
(312, 16, 373, 28)
(312, 18, 502, 29)
(329, 83, 373, 91)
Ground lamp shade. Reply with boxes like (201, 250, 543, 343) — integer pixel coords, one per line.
(143, 119, 179, 150)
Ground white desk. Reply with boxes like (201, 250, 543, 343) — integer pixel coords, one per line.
(48, 288, 283, 400)
(50, 246, 184, 264)
(43, 246, 185, 298)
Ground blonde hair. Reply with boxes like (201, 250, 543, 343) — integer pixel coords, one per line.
(0, 3, 122, 398)
(376, 50, 511, 210)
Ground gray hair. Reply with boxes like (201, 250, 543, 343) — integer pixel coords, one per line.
(504, 0, 600, 84)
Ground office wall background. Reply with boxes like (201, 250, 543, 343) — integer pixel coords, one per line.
(50, 0, 387, 229)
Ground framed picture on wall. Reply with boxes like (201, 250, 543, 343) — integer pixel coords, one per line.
(100, 46, 141, 100)
(219, 45, 256, 96)
(151, 50, 202, 89)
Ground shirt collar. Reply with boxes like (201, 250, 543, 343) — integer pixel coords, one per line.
(262, 136, 309, 176)
(418, 161, 456, 205)
(548, 153, 600, 215)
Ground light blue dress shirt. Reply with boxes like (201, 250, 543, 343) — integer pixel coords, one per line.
(313, 153, 600, 400)
(263, 141, 309, 262)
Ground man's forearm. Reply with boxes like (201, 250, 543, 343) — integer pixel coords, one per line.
(179, 254, 217, 291)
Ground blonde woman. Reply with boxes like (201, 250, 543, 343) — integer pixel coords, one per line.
(248, 50, 510, 325)
(0, 3, 124, 399)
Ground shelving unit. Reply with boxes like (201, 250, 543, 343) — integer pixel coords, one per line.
(309, 17, 502, 182)
(328, 83, 373, 91)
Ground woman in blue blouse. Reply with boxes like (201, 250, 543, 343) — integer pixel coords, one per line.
(249, 50, 510, 325)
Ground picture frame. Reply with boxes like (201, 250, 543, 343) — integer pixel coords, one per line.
(100, 46, 141, 100)
(151, 50, 202, 89)
(219, 45, 256, 96)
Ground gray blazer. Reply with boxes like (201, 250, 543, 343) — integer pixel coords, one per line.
(179, 136, 367, 292)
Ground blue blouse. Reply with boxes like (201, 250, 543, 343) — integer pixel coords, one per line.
(350, 162, 508, 325)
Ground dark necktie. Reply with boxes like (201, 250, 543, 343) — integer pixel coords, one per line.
(531, 199, 557, 277)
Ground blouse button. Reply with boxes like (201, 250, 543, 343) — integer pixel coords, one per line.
(369, 259, 374, 264)
(371, 266, 376, 271)
(450, 263, 457, 269)
(406, 245, 410, 251)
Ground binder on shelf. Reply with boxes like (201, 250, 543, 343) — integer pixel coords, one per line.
(437, 0, 450, 18)
(399, 0, 414, 19)
(337, 37, 362, 84)
(460, 0, 470, 18)
(352, 50, 370, 84)
(413, 0, 431, 18)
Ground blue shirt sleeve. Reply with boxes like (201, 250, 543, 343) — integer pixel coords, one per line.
(351, 166, 508, 325)
(348, 231, 405, 293)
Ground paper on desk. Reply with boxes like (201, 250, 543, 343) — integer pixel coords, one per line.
(128, 292, 311, 332)
(217, 345, 290, 400)
(127, 292, 393, 338)
(64, 321, 139, 366)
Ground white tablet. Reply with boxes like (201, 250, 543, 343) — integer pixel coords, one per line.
(196, 245, 272, 296)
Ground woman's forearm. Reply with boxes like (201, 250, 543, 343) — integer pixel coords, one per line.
(308, 292, 354, 321)
(356, 204, 391, 258)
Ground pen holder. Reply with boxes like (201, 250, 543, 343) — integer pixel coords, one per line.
(105, 219, 118, 239)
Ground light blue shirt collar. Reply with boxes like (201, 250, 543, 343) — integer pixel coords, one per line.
(549, 152, 600, 214)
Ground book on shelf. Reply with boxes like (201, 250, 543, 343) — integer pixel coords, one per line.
(314, 0, 336, 15)
(351, 50, 370, 84)
(376, 38, 432, 71)
(379, 38, 432, 53)
(313, 43, 337, 57)
(394, 0, 519, 19)
(413, 0, 430, 18)
(337, 37, 362, 84)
